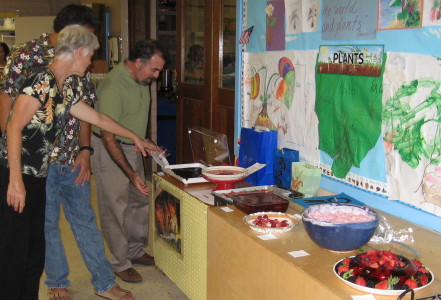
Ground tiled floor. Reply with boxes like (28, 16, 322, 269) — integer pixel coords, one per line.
(38, 176, 189, 300)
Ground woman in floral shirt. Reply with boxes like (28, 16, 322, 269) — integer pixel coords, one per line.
(0, 25, 157, 299)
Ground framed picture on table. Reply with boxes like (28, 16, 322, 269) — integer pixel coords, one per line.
(154, 189, 181, 253)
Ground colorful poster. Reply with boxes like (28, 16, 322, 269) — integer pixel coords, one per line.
(422, 0, 441, 26)
(285, 0, 319, 34)
(315, 47, 386, 178)
(321, 0, 377, 40)
(266, 1, 285, 51)
(382, 52, 441, 217)
(317, 45, 384, 76)
(378, 0, 422, 30)
(243, 50, 319, 163)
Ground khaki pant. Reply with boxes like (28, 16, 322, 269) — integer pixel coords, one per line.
(91, 135, 149, 272)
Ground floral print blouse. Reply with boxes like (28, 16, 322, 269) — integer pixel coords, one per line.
(0, 33, 97, 166)
(0, 69, 81, 177)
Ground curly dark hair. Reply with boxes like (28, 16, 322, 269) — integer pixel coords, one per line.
(0, 42, 10, 58)
(53, 4, 99, 33)
(128, 39, 165, 63)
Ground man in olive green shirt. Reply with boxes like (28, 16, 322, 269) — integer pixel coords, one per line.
(91, 40, 165, 283)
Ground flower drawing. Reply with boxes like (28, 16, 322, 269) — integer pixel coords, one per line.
(266, 4, 274, 18)
(266, 4, 277, 46)
(249, 57, 296, 130)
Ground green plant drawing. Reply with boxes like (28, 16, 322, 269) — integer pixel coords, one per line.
(383, 78, 441, 168)
(390, 0, 421, 27)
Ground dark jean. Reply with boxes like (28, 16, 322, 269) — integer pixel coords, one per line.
(0, 165, 46, 300)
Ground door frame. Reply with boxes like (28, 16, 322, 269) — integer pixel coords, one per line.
(175, 0, 236, 164)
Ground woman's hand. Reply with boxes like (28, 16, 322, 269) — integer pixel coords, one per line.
(72, 149, 91, 185)
(7, 179, 26, 213)
(133, 137, 162, 156)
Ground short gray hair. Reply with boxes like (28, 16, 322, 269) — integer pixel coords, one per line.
(55, 24, 99, 61)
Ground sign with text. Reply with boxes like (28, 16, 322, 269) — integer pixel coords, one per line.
(322, 0, 377, 40)
(317, 45, 384, 77)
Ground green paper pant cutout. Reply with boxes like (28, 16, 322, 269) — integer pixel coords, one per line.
(315, 56, 385, 178)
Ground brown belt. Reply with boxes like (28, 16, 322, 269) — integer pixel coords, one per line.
(92, 131, 134, 145)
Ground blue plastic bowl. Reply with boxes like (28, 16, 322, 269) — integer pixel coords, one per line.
(302, 203, 379, 252)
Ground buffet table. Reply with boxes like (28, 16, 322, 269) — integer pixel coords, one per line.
(207, 204, 441, 299)
(151, 173, 441, 300)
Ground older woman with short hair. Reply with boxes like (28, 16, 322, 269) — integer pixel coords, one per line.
(0, 25, 154, 300)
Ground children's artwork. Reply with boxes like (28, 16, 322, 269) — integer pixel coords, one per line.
(321, 0, 377, 40)
(382, 52, 441, 217)
(315, 45, 385, 179)
(378, 0, 422, 30)
(241, 0, 441, 221)
(422, 0, 441, 26)
(317, 45, 384, 76)
(266, 1, 285, 51)
(285, 0, 319, 34)
(285, 0, 302, 34)
(303, 0, 319, 32)
(243, 50, 319, 163)
(155, 190, 181, 253)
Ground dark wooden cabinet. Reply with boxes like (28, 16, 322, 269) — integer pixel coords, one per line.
(127, 0, 236, 164)
(176, 0, 236, 164)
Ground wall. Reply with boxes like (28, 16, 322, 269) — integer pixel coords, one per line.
(238, 0, 441, 232)
(14, 16, 54, 44)
(1, 1, 123, 40)
(80, 0, 122, 37)
(0, 0, 127, 58)
(0, 0, 78, 16)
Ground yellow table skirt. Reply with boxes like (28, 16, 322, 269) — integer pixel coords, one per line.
(151, 174, 208, 300)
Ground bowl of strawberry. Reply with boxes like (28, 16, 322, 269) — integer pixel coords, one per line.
(334, 249, 434, 296)
(244, 212, 300, 234)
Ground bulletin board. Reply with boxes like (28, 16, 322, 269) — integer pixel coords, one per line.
(237, 0, 441, 225)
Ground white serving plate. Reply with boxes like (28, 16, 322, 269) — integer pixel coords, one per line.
(333, 257, 435, 296)
(163, 163, 208, 184)
(243, 212, 300, 234)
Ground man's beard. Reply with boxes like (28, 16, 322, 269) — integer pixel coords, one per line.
(136, 77, 155, 86)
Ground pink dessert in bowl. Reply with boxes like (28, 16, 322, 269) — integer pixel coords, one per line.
(306, 208, 376, 223)
(302, 203, 379, 252)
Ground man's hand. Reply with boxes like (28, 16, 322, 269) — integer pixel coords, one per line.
(72, 149, 91, 185)
(129, 172, 151, 195)
(7, 179, 26, 213)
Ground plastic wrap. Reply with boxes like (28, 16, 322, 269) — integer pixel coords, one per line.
(370, 215, 421, 257)
(371, 215, 415, 244)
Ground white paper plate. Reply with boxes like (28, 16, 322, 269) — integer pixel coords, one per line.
(333, 257, 435, 296)
(244, 212, 300, 234)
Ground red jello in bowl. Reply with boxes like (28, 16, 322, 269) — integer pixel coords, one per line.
(230, 191, 289, 214)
